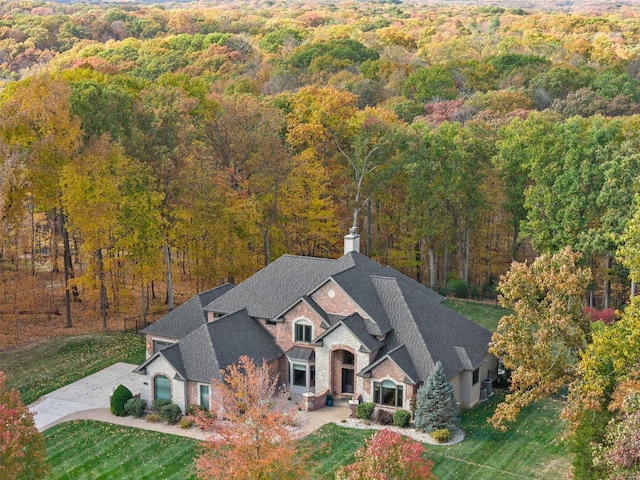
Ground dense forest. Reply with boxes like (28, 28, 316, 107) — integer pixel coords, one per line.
(2, 0, 640, 340)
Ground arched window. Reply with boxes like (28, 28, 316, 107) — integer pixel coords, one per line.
(154, 375, 171, 401)
(294, 319, 313, 343)
(373, 379, 403, 407)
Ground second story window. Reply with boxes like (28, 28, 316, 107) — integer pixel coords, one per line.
(294, 321, 313, 342)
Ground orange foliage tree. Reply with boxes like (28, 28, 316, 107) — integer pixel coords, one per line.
(335, 428, 437, 480)
(0, 372, 48, 479)
(195, 356, 307, 480)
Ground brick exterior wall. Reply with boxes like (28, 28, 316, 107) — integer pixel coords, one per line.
(144, 334, 177, 357)
(311, 280, 368, 318)
(366, 358, 412, 410)
(267, 300, 327, 354)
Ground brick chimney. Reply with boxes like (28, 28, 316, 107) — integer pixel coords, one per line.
(344, 227, 360, 254)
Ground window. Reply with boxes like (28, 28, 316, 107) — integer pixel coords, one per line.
(292, 363, 307, 387)
(294, 321, 312, 342)
(472, 368, 480, 385)
(373, 380, 403, 408)
(154, 375, 171, 401)
(199, 384, 210, 408)
(343, 351, 354, 365)
(289, 362, 315, 392)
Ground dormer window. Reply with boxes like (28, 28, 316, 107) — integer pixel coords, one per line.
(294, 320, 313, 343)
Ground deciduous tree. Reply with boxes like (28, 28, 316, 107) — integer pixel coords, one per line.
(195, 356, 307, 480)
(0, 372, 48, 479)
(334, 428, 437, 480)
(490, 247, 591, 430)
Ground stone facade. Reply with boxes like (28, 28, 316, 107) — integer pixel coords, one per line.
(138, 355, 187, 412)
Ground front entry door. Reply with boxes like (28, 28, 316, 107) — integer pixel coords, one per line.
(341, 368, 354, 394)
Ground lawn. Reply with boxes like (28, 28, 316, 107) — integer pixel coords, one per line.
(444, 298, 512, 332)
(0, 332, 146, 404)
(302, 394, 570, 479)
(44, 420, 199, 480)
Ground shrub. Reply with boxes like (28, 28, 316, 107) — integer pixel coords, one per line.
(124, 398, 147, 418)
(445, 278, 468, 298)
(145, 412, 161, 423)
(179, 416, 195, 429)
(152, 398, 171, 412)
(187, 404, 208, 416)
(160, 403, 182, 424)
(393, 409, 411, 428)
(356, 402, 376, 420)
(430, 428, 452, 443)
(110, 384, 133, 417)
(374, 408, 394, 425)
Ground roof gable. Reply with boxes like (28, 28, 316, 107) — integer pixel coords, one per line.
(204, 255, 354, 319)
(141, 283, 234, 339)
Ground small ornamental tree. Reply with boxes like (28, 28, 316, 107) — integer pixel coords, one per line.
(0, 372, 49, 480)
(195, 356, 307, 480)
(414, 361, 459, 433)
(335, 428, 437, 480)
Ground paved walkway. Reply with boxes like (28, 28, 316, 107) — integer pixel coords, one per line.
(29, 363, 351, 440)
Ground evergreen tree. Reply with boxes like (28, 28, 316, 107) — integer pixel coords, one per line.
(414, 361, 459, 433)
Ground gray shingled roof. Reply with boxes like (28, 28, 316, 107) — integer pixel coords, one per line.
(137, 309, 283, 384)
(358, 344, 419, 385)
(204, 255, 354, 319)
(314, 313, 385, 353)
(372, 275, 492, 381)
(141, 284, 234, 339)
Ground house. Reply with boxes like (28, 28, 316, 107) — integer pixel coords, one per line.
(134, 229, 497, 413)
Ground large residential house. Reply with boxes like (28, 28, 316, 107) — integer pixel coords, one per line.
(134, 229, 497, 413)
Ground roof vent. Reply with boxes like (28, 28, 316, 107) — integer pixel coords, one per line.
(344, 227, 360, 254)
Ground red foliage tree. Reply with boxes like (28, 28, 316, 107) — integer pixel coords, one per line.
(335, 428, 437, 480)
(0, 372, 48, 479)
(194, 356, 307, 480)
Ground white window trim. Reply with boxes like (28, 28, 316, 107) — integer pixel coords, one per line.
(198, 383, 210, 408)
(292, 317, 313, 343)
(371, 376, 404, 409)
(289, 359, 316, 393)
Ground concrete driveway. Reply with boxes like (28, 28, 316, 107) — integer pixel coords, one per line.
(29, 362, 142, 431)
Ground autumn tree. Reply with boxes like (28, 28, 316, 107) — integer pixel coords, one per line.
(195, 356, 307, 480)
(564, 299, 640, 479)
(334, 428, 437, 480)
(0, 372, 48, 479)
(490, 247, 592, 430)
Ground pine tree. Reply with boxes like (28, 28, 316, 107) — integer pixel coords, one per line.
(414, 361, 459, 433)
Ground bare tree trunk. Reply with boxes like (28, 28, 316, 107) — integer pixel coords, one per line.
(429, 248, 436, 290)
(164, 243, 174, 311)
(632, 281, 636, 297)
(464, 223, 470, 288)
(29, 202, 35, 276)
(604, 255, 611, 309)
(96, 248, 108, 332)
(415, 240, 421, 283)
(60, 212, 73, 328)
(443, 244, 449, 295)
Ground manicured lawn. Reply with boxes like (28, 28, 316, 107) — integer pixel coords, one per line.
(444, 298, 511, 332)
(44, 420, 199, 480)
(0, 332, 146, 404)
(302, 394, 570, 479)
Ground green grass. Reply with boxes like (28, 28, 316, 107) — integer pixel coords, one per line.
(44, 420, 199, 480)
(0, 333, 146, 404)
(302, 394, 570, 479)
(444, 298, 512, 332)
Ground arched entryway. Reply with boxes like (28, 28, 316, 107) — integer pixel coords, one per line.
(331, 349, 355, 396)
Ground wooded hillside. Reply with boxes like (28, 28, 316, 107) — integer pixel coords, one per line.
(2, 0, 640, 346)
